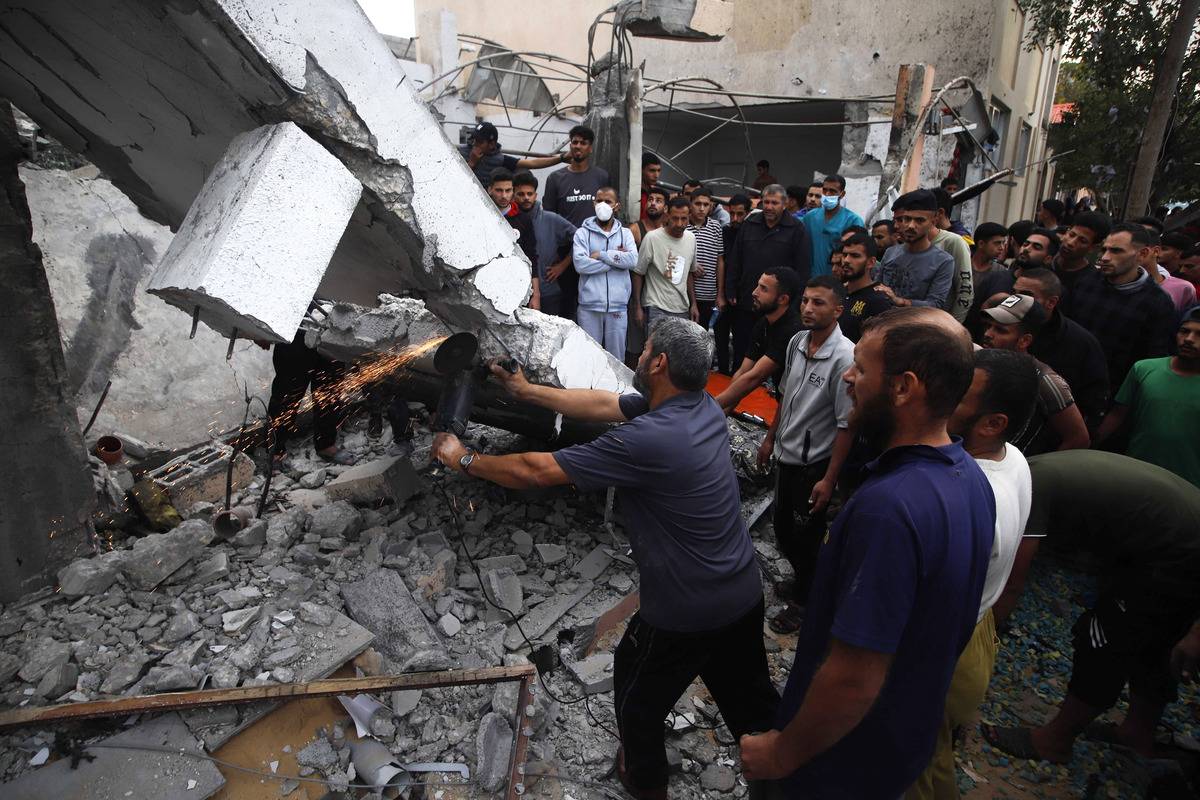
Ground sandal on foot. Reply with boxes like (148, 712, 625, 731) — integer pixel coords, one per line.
(769, 603, 804, 634)
(980, 724, 1068, 764)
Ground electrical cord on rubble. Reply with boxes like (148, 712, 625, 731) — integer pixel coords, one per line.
(431, 476, 621, 741)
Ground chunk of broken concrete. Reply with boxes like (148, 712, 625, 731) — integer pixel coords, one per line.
(57, 551, 124, 597)
(535, 543, 567, 566)
(160, 610, 202, 644)
(309, 500, 363, 540)
(324, 456, 421, 506)
(341, 569, 447, 668)
(35, 662, 79, 698)
(222, 605, 262, 634)
(476, 712, 513, 793)
(572, 546, 613, 582)
(119, 519, 214, 590)
(482, 568, 523, 621)
(18, 638, 71, 683)
(504, 582, 594, 650)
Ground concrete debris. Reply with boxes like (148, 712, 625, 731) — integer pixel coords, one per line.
(476, 554, 528, 574)
(230, 519, 267, 548)
(192, 552, 230, 584)
(437, 613, 462, 637)
(572, 546, 613, 582)
(34, 662, 78, 699)
(567, 653, 615, 695)
(324, 456, 422, 506)
(18, 638, 71, 684)
(476, 711, 514, 793)
(511, 530, 534, 557)
(700, 763, 738, 793)
(161, 611, 202, 644)
(340, 569, 448, 669)
(222, 605, 262, 634)
(310, 501, 364, 541)
(57, 551, 123, 597)
(143, 444, 255, 512)
(504, 581, 595, 651)
(482, 567, 524, 622)
(118, 519, 214, 590)
(535, 543, 568, 566)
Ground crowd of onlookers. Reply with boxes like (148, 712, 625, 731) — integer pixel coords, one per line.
(460, 120, 1200, 799)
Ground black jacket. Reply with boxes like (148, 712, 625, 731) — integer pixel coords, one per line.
(1029, 308, 1110, 428)
(506, 207, 538, 271)
(726, 212, 812, 306)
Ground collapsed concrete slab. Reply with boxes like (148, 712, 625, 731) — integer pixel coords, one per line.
(147, 122, 362, 341)
(0, 0, 632, 390)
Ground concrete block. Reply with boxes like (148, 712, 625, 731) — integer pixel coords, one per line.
(482, 567, 523, 622)
(324, 456, 422, 505)
(476, 554, 528, 574)
(504, 581, 594, 651)
(57, 551, 123, 597)
(475, 712, 513, 793)
(341, 568, 449, 668)
(143, 443, 254, 512)
(310, 500, 363, 540)
(147, 123, 362, 342)
(118, 519, 214, 590)
(567, 653, 614, 695)
(572, 546, 612, 582)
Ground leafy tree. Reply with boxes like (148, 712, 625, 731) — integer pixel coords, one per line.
(1026, 0, 1200, 214)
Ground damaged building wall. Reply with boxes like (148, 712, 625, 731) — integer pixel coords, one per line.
(21, 164, 275, 447)
(0, 0, 630, 392)
(0, 107, 93, 603)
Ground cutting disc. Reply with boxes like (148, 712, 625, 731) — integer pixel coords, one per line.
(433, 331, 478, 375)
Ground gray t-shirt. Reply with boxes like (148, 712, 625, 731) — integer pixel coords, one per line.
(542, 165, 611, 227)
(878, 244, 957, 309)
(553, 392, 763, 632)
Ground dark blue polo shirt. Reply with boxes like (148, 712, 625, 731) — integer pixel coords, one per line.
(777, 440, 995, 799)
(553, 392, 763, 632)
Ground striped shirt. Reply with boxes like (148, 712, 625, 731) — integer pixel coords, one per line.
(688, 217, 724, 301)
(1010, 358, 1074, 456)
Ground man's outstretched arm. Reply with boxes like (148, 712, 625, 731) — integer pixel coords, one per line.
(432, 433, 569, 489)
(715, 356, 778, 411)
(489, 363, 627, 423)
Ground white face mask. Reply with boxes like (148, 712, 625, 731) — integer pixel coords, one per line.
(594, 202, 614, 222)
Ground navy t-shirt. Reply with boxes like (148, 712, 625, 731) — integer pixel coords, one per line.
(776, 440, 995, 799)
(553, 392, 763, 632)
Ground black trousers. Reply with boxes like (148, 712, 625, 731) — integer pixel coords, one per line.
(773, 460, 833, 604)
(267, 335, 345, 452)
(730, 307, 757, 372)
(714, 306, 734, 375)
(613, 598, 779, 791)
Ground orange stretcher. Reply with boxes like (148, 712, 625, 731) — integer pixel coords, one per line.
(705, 372, 779, 426)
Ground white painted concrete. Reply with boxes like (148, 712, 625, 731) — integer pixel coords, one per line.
(148, 122, 362, 342)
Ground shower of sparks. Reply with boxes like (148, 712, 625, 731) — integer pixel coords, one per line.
(269, 336, 448, 438)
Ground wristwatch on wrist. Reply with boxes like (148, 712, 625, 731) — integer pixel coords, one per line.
(459, 450, 476, 475)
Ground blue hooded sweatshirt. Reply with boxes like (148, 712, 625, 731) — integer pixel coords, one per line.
(572, 216, 639, 312)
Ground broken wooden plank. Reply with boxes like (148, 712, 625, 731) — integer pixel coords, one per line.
(0, 665, 536, 731)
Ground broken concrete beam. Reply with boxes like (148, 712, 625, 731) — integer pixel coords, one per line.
(324, 455, 421, 505)
(118, 519, 214, 591)
(504, 581, 594, 651)
(572, 546, 613, 582)
(476, 711, 514, 793)
(143, 443, 253, 512)
(147, 123, 362, 342)
(341, 568, 449, 669)
(0, 713, 224, 800)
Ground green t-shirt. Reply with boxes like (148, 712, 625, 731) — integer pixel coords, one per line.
(1115, 357, 1200, 488)
(1026, 451, 1200, 601)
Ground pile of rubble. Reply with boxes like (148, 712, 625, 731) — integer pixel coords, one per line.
(0, 411, 784, 798)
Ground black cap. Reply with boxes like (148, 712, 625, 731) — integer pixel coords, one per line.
(471, 122, 499, 143)
(894, 189, 938, 213)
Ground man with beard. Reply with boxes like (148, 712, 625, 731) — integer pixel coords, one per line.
(513, 172, 576, 318)
(1012, 228, 1059, 278)
(433, 320, 779, 800)
(740, 307, 994, 798)
(838, 231, 894, 342)
(756, 275, 856, 634)
(626, 187, 670, 366)
(714, 266, 805, 410)
(1095, 306, 1200, 487)
(1013, 268, 1110, 430)
(872, 218, 897, 254)
(633, 197, 699, 331)
(725, 184, 812, 368)
(639, 152, 662, 221)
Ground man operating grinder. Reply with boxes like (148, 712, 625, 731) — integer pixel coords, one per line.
(431, 319, 778, 800)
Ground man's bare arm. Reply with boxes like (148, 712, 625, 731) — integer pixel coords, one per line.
(1050, 404, 1090, 451)
(716, 356, 778, 411)
(489, 364, 626, 423)
(432, 433, 570, 489)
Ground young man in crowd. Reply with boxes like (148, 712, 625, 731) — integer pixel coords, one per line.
(714, 194, 752, 375)
(714, 266, 805, 411)
(872, 218, 897, 254)
(786, 185, 807, 219)
(804, 182, 824, 215)
(1182, 246, 1200, 291)
(639, 152, 662, 221)
(876, 190, 957, 310)
(753, 159, 777, 191)
(965, 222, 1014, 339)
(687, 188, 724, 327)
(985, 451, 1200, 767)
(460, 122, 567, 185)
(1011, 227, 1059, 278)
(513, 171, 576, 318)
(1052, 211, 1111, 294)
(541, 125, 610, 321)
(910, 348, 1037, 800)
(725, 184, 812, 368)
(633, 197, 699, 332)
(756, 276, 855, 634)
(625, 186, 670, 367)
(1037, 199, 1066, 231)
(1095, 306, 1200, 487)
(1138, 229, 1197, 312)
(433, 319, 780, 800)
(838, 231, 894, 342)
(740, 308, 995, 798)
(572, 187, 638, 358)
(803, 174, 865, 277)
(930, 188, 974, 323)
(979, 294, 1091, 454)
(1013, 268, 1110, 430)
(488, 168, 540, 309)
(1005, 220, 1036, 266)
(1159, 232, 1192, 277)
(1060, 223, 1177, 397)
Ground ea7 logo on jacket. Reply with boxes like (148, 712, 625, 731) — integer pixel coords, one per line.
(807, 372, 826, 388)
